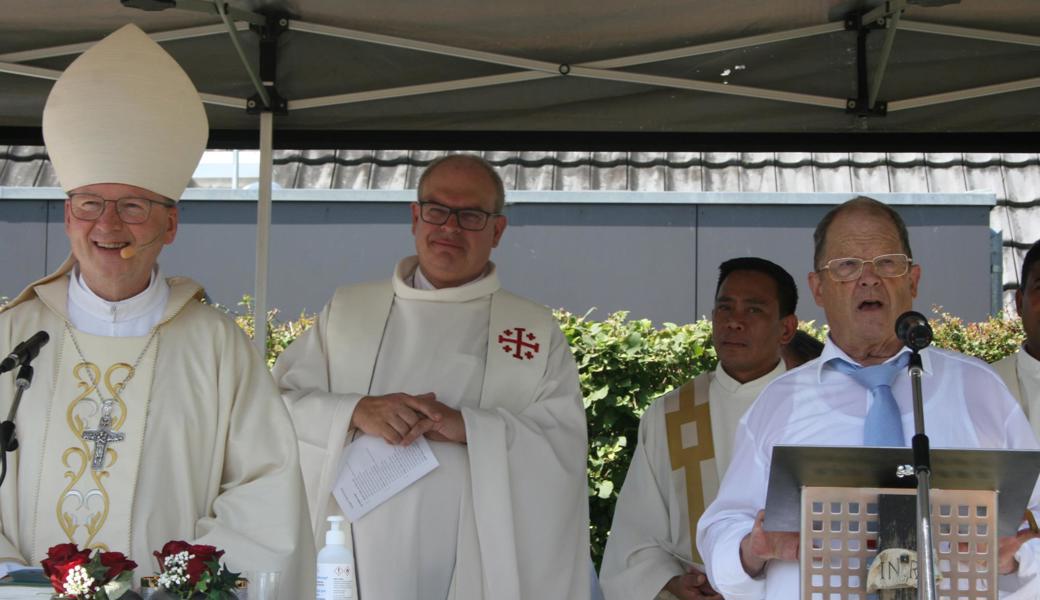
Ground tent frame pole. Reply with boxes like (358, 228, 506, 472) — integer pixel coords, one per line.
(898, 20, 1040, 47)
(889, 77, 1040, 112)
(867, 0, 907, 110)
(242, 14, 290, 355)
(255, 111, 273, 356)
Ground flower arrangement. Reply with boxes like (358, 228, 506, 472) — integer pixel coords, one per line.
(41, 543, 137, 600)
(153, 541, 239, 599)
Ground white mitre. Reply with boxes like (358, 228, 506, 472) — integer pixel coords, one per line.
(42, 23, 208, 200)
(1, 24, 208, 313)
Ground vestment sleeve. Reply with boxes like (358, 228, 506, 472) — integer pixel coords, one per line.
(696, 417, 769, 600)
(999, 398, 1040, 595)
(460, 325, 590, 599)
(193, 320, 315, 599)
(272, 303, 363, 540)
(600, 399, 685, 600)
(0, 310, 30, 569)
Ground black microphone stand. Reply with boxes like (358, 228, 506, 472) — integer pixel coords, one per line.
(0, 360, 34, 488)
(908, 349, 937, 600)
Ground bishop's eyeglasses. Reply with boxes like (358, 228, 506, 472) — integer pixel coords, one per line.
(68, 193, 175, 225)
(417, 200, 500, 231)
(818, 253, 912, 282)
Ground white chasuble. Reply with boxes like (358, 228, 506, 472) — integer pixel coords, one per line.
(993, 348, 1040, 440)
(600, 362, 784, 600)
(33, 328, 157, 560)
(0, 273, 314, 599)
(275, 256, 590, 600)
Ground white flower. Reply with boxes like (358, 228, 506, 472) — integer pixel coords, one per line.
(158, 551, 195, 589)
(63, 564, 96, 597)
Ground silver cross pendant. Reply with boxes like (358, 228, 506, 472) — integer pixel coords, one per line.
(82, 399, 125, 470)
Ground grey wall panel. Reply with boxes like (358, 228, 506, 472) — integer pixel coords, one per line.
(169, 202, 415, 316)
(1, 200, 994, 328)
(45, 201, 74, 280)
(267, 203, 414, 316)
(696, 205, 821, 321)
(496, 204, 698, 324)
(0, 201, 49, 301)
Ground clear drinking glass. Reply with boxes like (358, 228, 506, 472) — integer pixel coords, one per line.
(248, 571, 281, 600)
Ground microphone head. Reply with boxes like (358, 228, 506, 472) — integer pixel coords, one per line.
(23, 331, 49, 362)
(120, 245, 138, 259)
(895, 310, 932, 351)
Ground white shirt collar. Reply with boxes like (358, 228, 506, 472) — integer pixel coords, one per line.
(814, 335, 932, 383)
(1017, 343, 1040, 378)
(393, 256, 500, 301)
(411, 264, 488, 291)
(67, 265, 170, 336)
(714, 359, 785, 394)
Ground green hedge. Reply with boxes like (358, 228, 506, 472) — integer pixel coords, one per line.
(236, 303, 1024, 566)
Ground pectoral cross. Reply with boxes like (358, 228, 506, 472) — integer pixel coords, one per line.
(82, 399, 125, 470)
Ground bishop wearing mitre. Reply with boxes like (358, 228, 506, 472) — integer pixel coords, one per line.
(0, 24, 312, 598)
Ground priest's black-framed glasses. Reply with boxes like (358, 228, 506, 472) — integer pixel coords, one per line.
(417, 200, 500, 231)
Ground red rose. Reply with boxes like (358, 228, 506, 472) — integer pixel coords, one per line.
(154, 540, 192, 572)
(41, 543, 91, 577)
(42, 543, 92, 593)
(98, 551, 137, 580)
(48, 555, 89, 593)
(184, 544, 223, 582)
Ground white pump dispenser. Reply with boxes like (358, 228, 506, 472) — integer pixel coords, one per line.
(316, 515, 354, 600)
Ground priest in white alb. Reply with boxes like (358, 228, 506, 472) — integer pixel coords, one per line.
(600, 257, 799, 600)
(994, 238, 1040, 439)
(273, 154, 590, 600)
(0, 25, 312, 598)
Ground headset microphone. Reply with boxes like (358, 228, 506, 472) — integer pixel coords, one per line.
(119, 232, 165, 259)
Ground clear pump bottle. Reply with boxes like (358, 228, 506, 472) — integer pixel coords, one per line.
(316, 515, 354, 600)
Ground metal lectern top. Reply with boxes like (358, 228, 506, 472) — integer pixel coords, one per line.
(764, 445, 1040, 537)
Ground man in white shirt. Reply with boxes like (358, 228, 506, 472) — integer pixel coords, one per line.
(994, 239, 1040, 438)
(697, 196, 1040, 600)
(0, 25, 312, 598)
(274, 154, 590, 600)
(601, 257, 798, 600)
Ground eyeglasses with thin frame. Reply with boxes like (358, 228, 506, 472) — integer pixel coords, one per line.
(819, 253, 912, 282)
(68, 193, 175, 225)
(417, 200, 500, 231)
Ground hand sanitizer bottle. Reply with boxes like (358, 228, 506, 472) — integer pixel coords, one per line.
(316, 516, 354, 600)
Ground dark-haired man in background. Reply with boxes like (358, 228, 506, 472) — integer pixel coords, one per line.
(601, 257, 799, 600)
(782, 330, 824, 369)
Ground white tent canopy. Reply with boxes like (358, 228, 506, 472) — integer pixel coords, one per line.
(2, 0, 1038, 346)
(2, 0, 1039, 145)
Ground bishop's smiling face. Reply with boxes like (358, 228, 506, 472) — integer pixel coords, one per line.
(808, 207, 920, 362)
(64, 182, 177, 302)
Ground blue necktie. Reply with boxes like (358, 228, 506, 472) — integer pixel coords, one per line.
(830, 353, 910, 446)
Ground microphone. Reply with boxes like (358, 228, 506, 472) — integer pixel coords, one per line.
(0, 331, 49, 374)
(120, 232, 164, 259)
(895, 311, 933, 351)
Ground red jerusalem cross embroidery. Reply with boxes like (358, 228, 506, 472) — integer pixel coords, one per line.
(498, 327, 540, 360)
